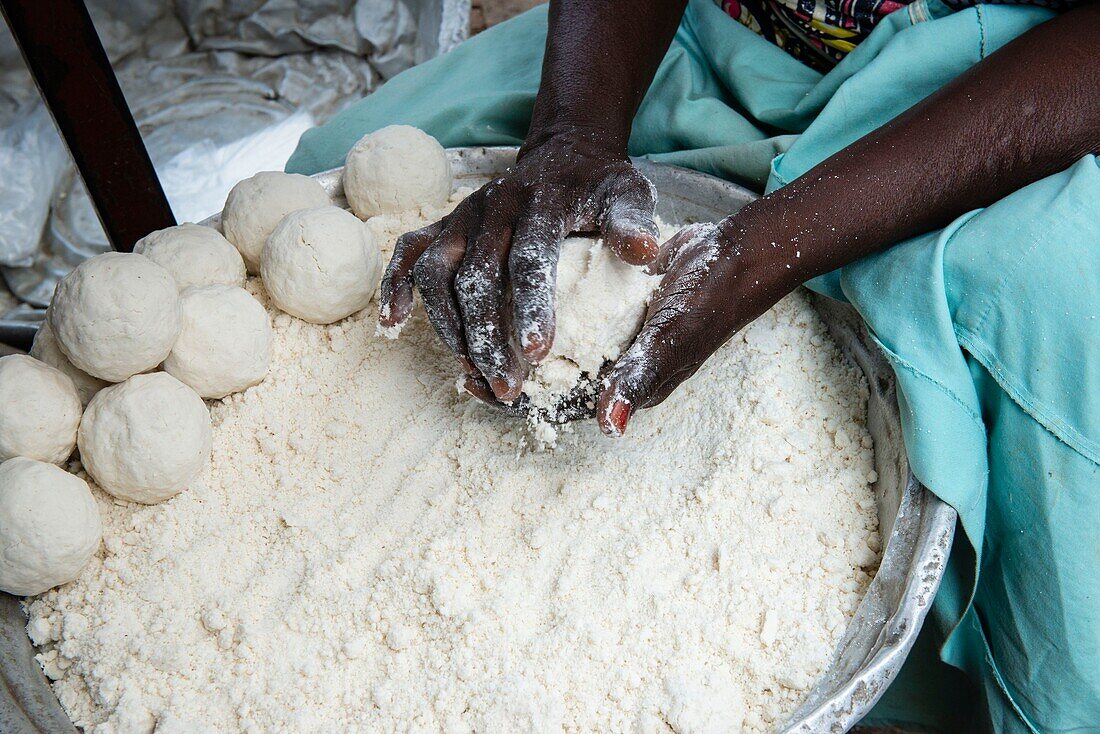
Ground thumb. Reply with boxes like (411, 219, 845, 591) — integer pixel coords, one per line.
(596, 306, 692, 437)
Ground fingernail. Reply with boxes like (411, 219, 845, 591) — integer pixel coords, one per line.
(618, 234, 659, 266)
(489, 376, 521, 402)
(604, 398, 632, 437)
(459, 375, 484, 400)
(636, 236, 659, 263)
(521, 331, 550, 363)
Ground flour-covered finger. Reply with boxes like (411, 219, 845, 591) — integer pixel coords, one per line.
(413, 226, 473, 372)
(458, 374, 527, 416)
(455, 219, 525, 401)
(596, 298, 700, 437)
(509, 207, 567, 363)
(601, 168, 659, 266)
(379, 221, 442, 330)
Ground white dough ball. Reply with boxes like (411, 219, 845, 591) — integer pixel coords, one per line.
(260, 205, 382, 324)
(31, 321, 109, 407)
(0, 457, 102, 596)
(162, 285, 272, 398)
(134, 224, 246, 291)
(48, 252, 181, 382)
(78, 373, 211, 504)
(221, 171, 331, 273)
(343, 125, 452, 218)
(0, 355, 82, 465)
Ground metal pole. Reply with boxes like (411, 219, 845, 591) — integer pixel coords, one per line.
(0, 0, 176, 252)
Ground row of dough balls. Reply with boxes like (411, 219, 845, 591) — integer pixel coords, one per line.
(0, 361, 210, 595)
(0, 124, 452, 597)
(224, 124, 452, 322)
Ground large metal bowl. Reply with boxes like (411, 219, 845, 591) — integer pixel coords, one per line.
(0, 147, 956, 734)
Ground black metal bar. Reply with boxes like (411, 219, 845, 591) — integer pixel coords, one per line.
(0, 0, 175, 252)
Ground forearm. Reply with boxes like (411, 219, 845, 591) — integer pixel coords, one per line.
(740, 3, 1100, 282)
(522, 0, 688, 156)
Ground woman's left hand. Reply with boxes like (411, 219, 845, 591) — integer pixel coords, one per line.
(596, 213, 803, 437)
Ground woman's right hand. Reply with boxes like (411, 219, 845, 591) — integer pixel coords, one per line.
(378, 129, 661, 402)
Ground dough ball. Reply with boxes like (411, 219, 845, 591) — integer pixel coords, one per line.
(48, 252, 181, 382)
(162, 285, 272, 398)
(260, 205, 382, 324)
(78, 373, 211, 504)
(134, 223, 247, 291)
(0, 457, 101, 596)
(31, 321, 109, 407)
(0, 355, 82, 465)
(221, 171, 330, 273)
(343, 125, 452, 218)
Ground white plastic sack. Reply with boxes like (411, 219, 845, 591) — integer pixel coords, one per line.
(0, 106, 68, 267)
(156, 110, 316, 223)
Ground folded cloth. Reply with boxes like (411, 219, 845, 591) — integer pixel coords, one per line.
(287, 1, 1100, 730)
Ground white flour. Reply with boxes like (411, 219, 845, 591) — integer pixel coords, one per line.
(521, 233, 663, 443)
(26, 198, 881, 734)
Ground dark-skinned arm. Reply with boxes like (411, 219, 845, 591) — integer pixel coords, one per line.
(378, 0, 687, 400)
(598, 2, 1100, 436)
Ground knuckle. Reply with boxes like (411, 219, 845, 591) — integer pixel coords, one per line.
(381, 256, 404, 283)
(508, 240, 549, 272)
(512, 257, 554, 297)
(620, 169, 657, 203)
(454, 265, 493, 314)
(482, 176, 516, 203)
(412, 247, 450, 289)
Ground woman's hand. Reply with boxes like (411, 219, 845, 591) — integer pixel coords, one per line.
(599, 1, 1100, 437)
(377, 0, 689, 400)
(378, 130, 660, 401)
(596, 213, 804, 437)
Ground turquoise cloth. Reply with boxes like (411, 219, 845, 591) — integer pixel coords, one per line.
(287, 2, 1100, 731)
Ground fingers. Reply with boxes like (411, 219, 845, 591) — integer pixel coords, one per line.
(598, 222, 731, 436)
(509, 207, 566, 363)
(458, 373, 497, 404)
(413, 222, 474, 372)
(455, 202, 525, 402)
(457, 374, 527, 417)
(596, 309, 691, 437)
(379, 221, 442, 329)
(600, 168, 659, 266)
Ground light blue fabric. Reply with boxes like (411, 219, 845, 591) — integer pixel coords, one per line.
(287, 2, 1100, 730)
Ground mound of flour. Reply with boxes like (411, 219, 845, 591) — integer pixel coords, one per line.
(26, 197, 881, 734)
(521, 234, 663, 441)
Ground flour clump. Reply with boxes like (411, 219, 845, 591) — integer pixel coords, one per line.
(0, 457, 101, 596)
(344, 125, 452, 218)
(134, 223, 247, 291)
(48, 252, 181, 382)
(78, 373, 211, 504)
(162, 285, 272, 398)
(30, 322, 109, 407)
(0, 355, 82, 464)
(221, 171, 331, 273)
(522, 235, 661, 418)
(261, 205, 382, 324)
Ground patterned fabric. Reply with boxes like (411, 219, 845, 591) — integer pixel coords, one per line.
(715, 0, 1082, 71)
